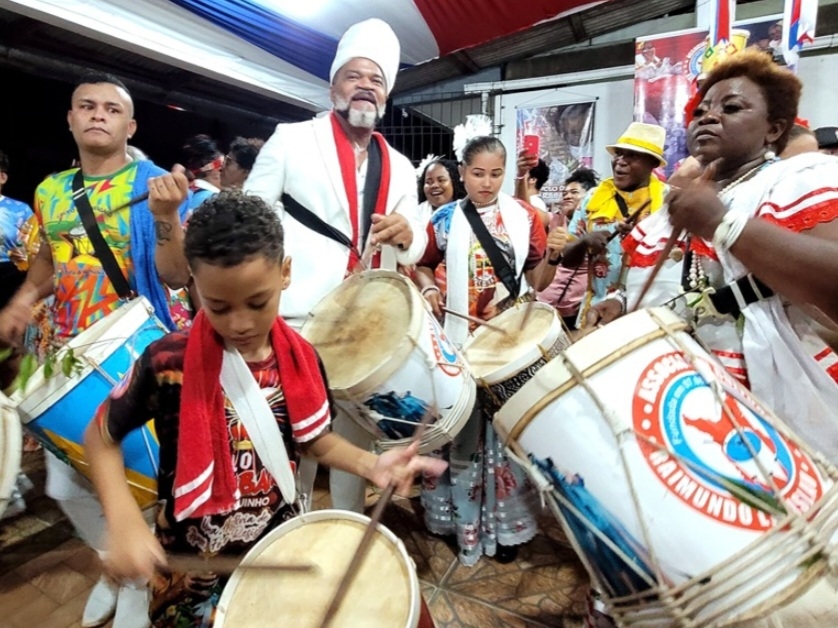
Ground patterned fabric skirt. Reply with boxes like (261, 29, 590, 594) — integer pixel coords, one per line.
(421, 407, 540, 566)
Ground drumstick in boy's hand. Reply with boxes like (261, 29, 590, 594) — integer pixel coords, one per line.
(318, 410, 438, 628)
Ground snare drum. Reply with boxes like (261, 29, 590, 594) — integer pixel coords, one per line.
(215, 509, 434, 628)
(495, 307, 838, 627)
(463, 302, 569, 415)
(0, 392, 21, 517)
(301, 270, 475, 454)
(12, 298, 165, 509)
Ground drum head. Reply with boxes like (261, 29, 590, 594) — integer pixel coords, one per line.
(464, 303, 559, 381)
(217, 510, 418, 628)
(0, 393, 22, 517)
(302, 271, 418, 391)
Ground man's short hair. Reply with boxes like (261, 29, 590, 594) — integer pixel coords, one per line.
(74, 71, 130, 95)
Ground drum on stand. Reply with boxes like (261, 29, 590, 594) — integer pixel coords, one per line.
(301, 270, 475, 454)
(463, 301, 569, 416)
(494, 307, 838, 627)
(11, 297, 166, 509)
(0, 392, 22, 518)
(215, 509, 434, 628)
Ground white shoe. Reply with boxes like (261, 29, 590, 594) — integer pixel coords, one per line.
(81, 576, 119, 627)
(112, 583, 151, 628)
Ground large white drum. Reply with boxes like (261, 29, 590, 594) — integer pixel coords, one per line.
(495, 307, 838, 627)
(0, 391, 21, 518)
(302, 270, 475, 453)
(215, 509, 431, 628)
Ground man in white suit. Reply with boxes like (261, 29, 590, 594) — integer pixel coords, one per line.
(244, 18, 426, 513)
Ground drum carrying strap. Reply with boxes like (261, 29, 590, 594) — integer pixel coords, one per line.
(219, 344, 300, 510)
(460, 199, 522, 298)
(71, 170, 134, 299)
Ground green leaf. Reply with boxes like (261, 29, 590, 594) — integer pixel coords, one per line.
(13, 354, 38, 392)
(61, 351, 75, 377)
(0, 347, 12, 363)
(43, 358, 53, 379)
(716, 475, 787, 517)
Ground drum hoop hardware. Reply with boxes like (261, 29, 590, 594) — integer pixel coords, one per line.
(505, 323, 688, 441)
(79, 354, 119, 388)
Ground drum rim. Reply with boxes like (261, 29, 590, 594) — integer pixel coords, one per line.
(214, 508, 421, 628)
(463, 302, 564, 384)
(0, 393, 22, 517)
(301, 270, 425, 398)
(494, 307, 688, 443)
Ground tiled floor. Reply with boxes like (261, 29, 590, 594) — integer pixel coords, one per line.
(0, 450, 592, 627)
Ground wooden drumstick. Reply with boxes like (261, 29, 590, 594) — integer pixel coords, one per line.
(628, 227, 682, 313)
(441, 306, 507, 334)
(165, 553, 316, 575)
(605, 199, 651, 243)
(318, 410, 437, 628)
(104, 191, 150, 216)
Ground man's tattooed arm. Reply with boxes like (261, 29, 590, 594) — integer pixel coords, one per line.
(154, 220, 173, 244)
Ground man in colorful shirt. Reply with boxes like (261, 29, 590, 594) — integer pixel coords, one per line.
(560, 122, 669, 326)
(0, 150, 34, 309)
(0, 71, 190, 628)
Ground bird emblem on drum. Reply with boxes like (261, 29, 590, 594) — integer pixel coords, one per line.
(633, 351, 825, 531)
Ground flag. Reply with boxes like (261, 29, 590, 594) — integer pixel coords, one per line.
(709, 0, 735, 48)
(783, 0, 818, 70)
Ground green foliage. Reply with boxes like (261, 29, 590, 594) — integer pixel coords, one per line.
(11, 347, 83, 393)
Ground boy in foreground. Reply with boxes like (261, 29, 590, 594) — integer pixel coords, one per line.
(84, 190, 446, 626)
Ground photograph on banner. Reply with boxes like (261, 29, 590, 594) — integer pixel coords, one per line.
(516, 102, 595, 209)
(634, 14, 783, 176)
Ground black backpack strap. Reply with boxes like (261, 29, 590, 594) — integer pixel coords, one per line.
(359, 138, 383, 247)
(71, 170, 133, 299)
(459, 199, 521, 298)
(613, 192, 630, 219)
(280, 193, 354, 251)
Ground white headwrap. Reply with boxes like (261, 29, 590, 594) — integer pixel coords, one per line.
(329, 18, 400, 95)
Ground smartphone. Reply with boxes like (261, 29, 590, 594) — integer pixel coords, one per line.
(523, 134, 540, 156)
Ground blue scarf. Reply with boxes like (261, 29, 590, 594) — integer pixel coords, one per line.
(129, 160, 191, 331)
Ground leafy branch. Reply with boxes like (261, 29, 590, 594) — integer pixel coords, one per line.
(0, 343, 84, 393)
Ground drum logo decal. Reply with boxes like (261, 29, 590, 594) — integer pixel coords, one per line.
(429, 319, 462, 377)
(633, 352, 824, 530)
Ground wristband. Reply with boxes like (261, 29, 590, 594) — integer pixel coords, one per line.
(712, 212, 748, 252)
(547, 254, 563, 266)
(421, 285, 440, 297)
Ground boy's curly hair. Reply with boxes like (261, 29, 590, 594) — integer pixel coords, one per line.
(184, 190, 284, 267)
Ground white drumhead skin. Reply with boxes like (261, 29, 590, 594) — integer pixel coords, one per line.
(216, 509, 419, 628)
(494, 307, 686, 441)
(301, 271, 417, 392)
(0, 393, 22, 517)
(464, 302, 562, 383)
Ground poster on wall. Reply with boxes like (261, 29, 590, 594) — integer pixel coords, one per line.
(635, 15, 783, 176)
(516, 102, 595, 209)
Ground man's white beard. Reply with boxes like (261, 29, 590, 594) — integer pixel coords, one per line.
(334, 96, 385, 130)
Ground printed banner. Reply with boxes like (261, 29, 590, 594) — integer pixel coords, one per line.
(635, 16, 783, 176)
(516, 101, 595, 209)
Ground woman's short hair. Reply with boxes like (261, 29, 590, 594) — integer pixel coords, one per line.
(227, 137, 265, 172)
(698, 48, 801, 152)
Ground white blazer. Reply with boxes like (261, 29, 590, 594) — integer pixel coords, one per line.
(244, 114, 426, 328)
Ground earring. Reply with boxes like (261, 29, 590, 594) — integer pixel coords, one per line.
(764, 148, 776, 161)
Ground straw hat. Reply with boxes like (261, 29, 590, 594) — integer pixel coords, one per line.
(606, 122, 667, 167)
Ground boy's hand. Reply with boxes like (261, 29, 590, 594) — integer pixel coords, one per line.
(105, 520, 167, 583)
(370, 441, 447, 496)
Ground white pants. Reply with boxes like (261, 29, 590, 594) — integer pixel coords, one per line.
(299, 410, 371, 513)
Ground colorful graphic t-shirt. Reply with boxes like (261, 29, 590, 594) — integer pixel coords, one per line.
(35, 164, 137, 339)
(420, 200, 546, 325)
(0, 195, 34, 264)
(100, 330, 331, 626)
